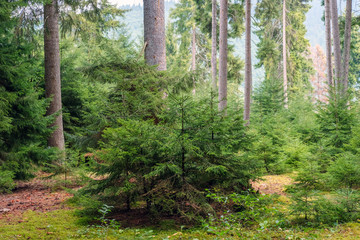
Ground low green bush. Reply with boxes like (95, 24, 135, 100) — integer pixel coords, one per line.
(82, 90, 261, 221)
(0, 170, 15, 193)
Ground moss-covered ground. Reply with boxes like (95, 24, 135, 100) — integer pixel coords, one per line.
(1, 173, 359, 240)
(1, 209, 359, 239)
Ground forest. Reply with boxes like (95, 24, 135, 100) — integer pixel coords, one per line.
(0, 0, 360, 239)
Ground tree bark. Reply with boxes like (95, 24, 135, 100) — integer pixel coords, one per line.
(143, 0, 166, 70)
(330, 0, 341, 86)
(325, 0, 333, 87)
(283, 0, 288, 108)
(342, 0, 352, 93)
(191, 25, 196, 71)
(211, 0, 217, 91)
(244, 0, 252, 124)
(218, 0, 228, 112)
(192, 24, 196, 94)
(44, 0, 65, 152)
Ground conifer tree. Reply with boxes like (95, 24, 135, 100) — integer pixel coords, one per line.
(144, 0, 167, 70)
(44, 0, 65, 153)
(192, 24, 196, 71)
(255, 0, 312, 93)
(244, 0, 252, 122)
(218, 0, 228, 112)
(282, 0, 288, 108)
(330, 0, 341, 86)
(325, 0, 333, 86)
(342, 0, 352, 93)
(211, 0, 217, 90)
(1, 0, 56, 181)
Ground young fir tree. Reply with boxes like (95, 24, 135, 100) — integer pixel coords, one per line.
(250, 78, 284, 173)
(83, 85, 258, 220)
(316, 87, 354, 155)
(288, 160, 321, 221)
(0, 0, 56, 183)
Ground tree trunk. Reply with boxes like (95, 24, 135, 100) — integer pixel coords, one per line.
(325, 0, 333, 87)
(143, 0, 166, 70)
(218, 0, 228, 112)
(44, 0, 65, 153)
(342, 0, 352, 93)
(192, 24, 196, 94)
(283, 0, 288, 108)
(211, 0, 217, 91)
(330, 0, 341, 86)
(191, 25, 196, 71)
(244, 0, 252, 124)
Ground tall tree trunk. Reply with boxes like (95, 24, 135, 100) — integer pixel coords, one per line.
(143, 0, 166, 70)
(218, 0, 228, 112)
(282, 0, 288, 108)
(211, 0, 217, 91)
(192, 24, 196, 94)
(342, 0, 352, 93)
(325, 0, 333, 87)
(191, 25, 196, 71)
(330, 0, 342, 87)
(244, 0, 252, 124)
(44, 0, 65, 153)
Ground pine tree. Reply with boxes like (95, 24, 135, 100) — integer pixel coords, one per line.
(330, 0, 342, 86)
(282, 0, 288, 108)
(255, 0, 312, 92)
(44, 0, 65, 154)
(1, 0, 56, 181)
(143, 0, 167, 70)
(316, 87, 354, 154)
(211, 0, 217, 90)
(244, 0, 252, 123)
(341, 0, 352, 93)
(218, 0, 228, 112)
(325, 0, 333, 86)
(83, 87, 257, 219)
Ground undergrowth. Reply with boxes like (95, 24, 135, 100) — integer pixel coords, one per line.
(0, 208, 359, 239)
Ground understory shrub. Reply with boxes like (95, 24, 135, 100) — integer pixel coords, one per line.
(82, 89, 260, 221)
(0, 8, 58, 183)
(327, 152, 360, 189)
(287, 160, 321, 221)
(288, 153, 360, 225)
(314, 189, 360, 224)
(202, 190, 281, 236)
(0, 170, 15, 193)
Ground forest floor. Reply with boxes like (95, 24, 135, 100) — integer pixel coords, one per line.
(0, 172, 359, 239)
(0, 173, 74, 221)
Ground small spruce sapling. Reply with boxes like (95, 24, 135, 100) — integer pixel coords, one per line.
(288, 160, 321, 221)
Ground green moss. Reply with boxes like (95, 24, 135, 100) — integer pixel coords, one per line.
(0, 210, 81, 239)
(0, 209, 359, 239)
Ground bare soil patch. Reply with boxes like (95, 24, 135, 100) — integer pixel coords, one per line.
(251, 174, 294, 195)
(0, 173, 76, 221)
